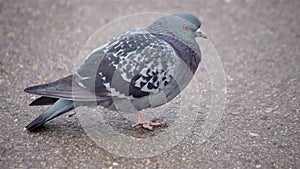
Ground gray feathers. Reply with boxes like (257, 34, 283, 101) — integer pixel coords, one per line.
(24, 14, 205, 130)
(26, 99, 74, 130)
(75, 29, 179, 100)
(173, 13, 201, 28)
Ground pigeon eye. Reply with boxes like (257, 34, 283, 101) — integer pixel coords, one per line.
(183, 25, 189, 30)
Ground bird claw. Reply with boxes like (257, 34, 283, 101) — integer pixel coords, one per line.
(132, 112, 166, 130)
(132, 119, 165, 130)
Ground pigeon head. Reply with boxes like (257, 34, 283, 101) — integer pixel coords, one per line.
(148, 13, 207, 42)
(173, 14, 202, 29)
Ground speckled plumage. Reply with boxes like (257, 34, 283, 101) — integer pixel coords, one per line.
(24, 14, 207, 130)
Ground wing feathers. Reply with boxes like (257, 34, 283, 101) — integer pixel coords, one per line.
(24, 75, 109, 101)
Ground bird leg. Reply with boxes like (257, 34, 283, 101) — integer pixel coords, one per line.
(132, 112, 163, 130)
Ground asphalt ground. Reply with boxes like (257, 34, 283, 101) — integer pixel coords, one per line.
(0, 0, 299, 168)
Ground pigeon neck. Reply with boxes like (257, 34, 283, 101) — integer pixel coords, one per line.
(153, 33, 201, 74)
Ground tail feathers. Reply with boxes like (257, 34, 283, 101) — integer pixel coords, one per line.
(23, 75, 74, 99)
(26, 99, 74, 131)
(29, 96, 59, 106)
(24, 84, 50, 94)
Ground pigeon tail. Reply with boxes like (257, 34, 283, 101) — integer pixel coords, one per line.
(29, 96, 59, 106)
(26, 99, 74, 131)
(24, 83, 53, 95)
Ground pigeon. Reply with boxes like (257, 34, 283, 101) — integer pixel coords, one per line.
(24, 13, 207, 131)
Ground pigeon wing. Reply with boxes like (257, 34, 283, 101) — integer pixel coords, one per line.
(25, 29, 180, 102)
(76, 29, 180, 100)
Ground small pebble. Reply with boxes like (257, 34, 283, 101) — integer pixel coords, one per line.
(265, 108, 273, 113)
(112, 162, 119, 166)
(32, 63, 39, 70)
(193, 131, 200, 135)
(231, 112, 240, 115)
(249, 133, 259, 137)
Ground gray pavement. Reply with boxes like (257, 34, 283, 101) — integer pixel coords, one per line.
(0, 0, 299, 168)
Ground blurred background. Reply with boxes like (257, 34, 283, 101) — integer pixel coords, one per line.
(0, 0, 299, 168)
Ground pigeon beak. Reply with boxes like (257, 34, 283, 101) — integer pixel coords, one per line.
(196, 29, 208, 39)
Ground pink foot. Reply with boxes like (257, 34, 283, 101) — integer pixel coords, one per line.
(132, 112, 164, 130)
